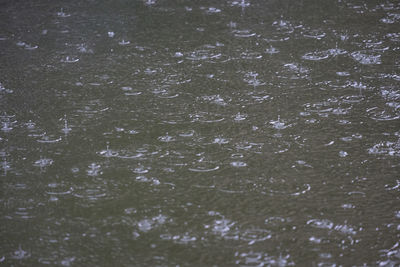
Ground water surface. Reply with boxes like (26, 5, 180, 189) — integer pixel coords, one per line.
(1, 0, 399, 266)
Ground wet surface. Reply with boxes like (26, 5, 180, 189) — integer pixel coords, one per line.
(1, 0, 399, 266)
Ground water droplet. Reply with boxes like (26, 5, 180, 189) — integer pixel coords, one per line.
(119, 39, 130, 45)
(87, 163, 101, 176)
(158, 133, 175, 142)
(99, 142, 118, 157)
(213, 137, 229, 144)
(57, 8, 71, 17)
(230, 161, 247, 167)
(61, 56, 79, 63)
(144, 0, 156, 6)
(34, 158, 53, 167)
(234, 112, 247, 121)
(61, 115, 72, 134)
(133, 164, 149, 174)
(270, 116, 287, 130)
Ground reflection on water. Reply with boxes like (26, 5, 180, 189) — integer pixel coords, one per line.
(1, 0, 399, 265)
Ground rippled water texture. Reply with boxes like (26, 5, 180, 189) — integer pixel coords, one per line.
(1, 0, 399, 266)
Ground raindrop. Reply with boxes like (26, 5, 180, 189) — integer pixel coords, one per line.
(119, 39, 131, 46)
(265, 45, 280, 54)
(99, 142, 118, 157)
(61, 114, 72, 134)
(213, 137, 229, 144)
(234, 112, 247, 121)
(61, 56, 79, 63)
(25, 120, 35, 129)
(230, 161, 247, 167)
(1, 121, 13, 132)
(57, 8, 71, 17)
(158, 133, 175, 142)
(270, 116, 286, 130)
(87, 163, 101, 176)
(133, 164, 150, 174)
(34, 157, 53, 168)
(144, 0, 156, 6)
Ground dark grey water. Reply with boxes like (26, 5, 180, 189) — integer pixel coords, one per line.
(1, 0, 399, 266)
